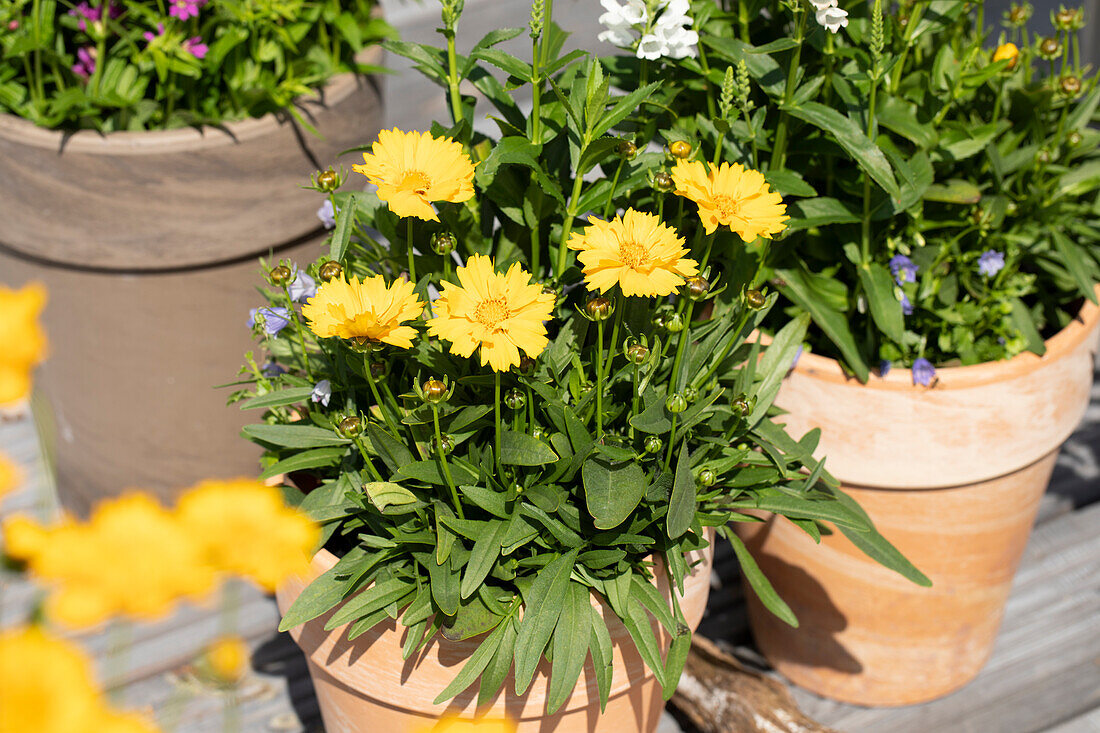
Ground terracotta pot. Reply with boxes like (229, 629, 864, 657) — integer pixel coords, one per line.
(737, 292, 1100, 706)
(276, 535, 714, 733)
(0, 51, 383, 513)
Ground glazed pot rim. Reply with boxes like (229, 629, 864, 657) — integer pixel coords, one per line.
(794, 286, 1100, 390)
(0, 45, 381, 156)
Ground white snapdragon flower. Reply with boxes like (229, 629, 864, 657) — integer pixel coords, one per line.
(655, 22, 699, 59)
(599, 0, 697, 58)
(310, 380, 332, 407)
(809, 0, 836, 10)
(814, 1, 849, 33)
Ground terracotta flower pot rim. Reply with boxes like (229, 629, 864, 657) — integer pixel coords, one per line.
(794, 286, 1100, 391)
(0, 45, 381, 156)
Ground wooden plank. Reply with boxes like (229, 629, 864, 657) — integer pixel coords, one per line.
(1047, 708, 1100, 733)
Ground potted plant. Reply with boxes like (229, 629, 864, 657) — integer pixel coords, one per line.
(597, 0, 1100, 705)
(0, 0, 392, 512)
(236, 1, 923, 729)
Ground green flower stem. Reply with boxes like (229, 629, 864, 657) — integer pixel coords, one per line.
(555, 159, 589, 277)
(768, 10, 807, 171)
(693, 306, 753, 388)
(432, 405, 465, 519)
(539, 0, 554, 65)
(663, 413, 679, 472)
(602, 302, 623, 386)
(281, 284, 315, 380)
(890, 2, 926, 91)
(669, 300, 697, 394)
(630, 365, 640, 440)
(602, 159, 627, 219)
(31, 0, 45, 103)
(697, 231, 716, 271)
(363, 355, 401, 438)
(530, 189, 542, 276)
(595, 318, 606, 439)
(406, 217, 418, 285)
(494, 371, 502, 469)
(737, 0, 751, 42)
(445, 32, 465, 125)
(696, 40, 718, 120)
(531, 38, 543, 144)
(352, 434, 386, 482)
(861, 67, 880, 265)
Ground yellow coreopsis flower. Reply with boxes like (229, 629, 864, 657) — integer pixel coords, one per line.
(352, 129, 476, 221)
(993, 42, 1020, 68)
(0, 283, 48, 406)
(0, 453, 20, 505)
(0, 626, 162, 733)
(671, 160, 788, 239)
(302, 274, 425, 349)
(201, 635, 251, 686)
(428, 255, 555, 372)
(567, 209, 699, 297)
(12, 494, 217, 629)
(175, 479, 320, 592)
(417, 716, 517, 733)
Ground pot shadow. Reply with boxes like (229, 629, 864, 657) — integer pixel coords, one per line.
(251, 631, 324, 730)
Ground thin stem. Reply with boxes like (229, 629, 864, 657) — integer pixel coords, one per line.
(602, 300, 623, 381)
(531, 38, 543, 143)
(595, 318, 605, 439)
(693, 306, 753, 388)
(445, 32, 465, 125)
(281, 284, 315, 380)
(603, 159, 627, 219)
(669, 301, 697, 393)
(432, 406, 465, 518)
(494, 372, 502, 469)
(663, 413, 679, 472)
(630, 365, 640, 440)
(555, 165, 588, 277)
(768, 11, 807, 171)
(363, 354, 401, 438)
(352, 434, 386, 482)
(406, 218, 417, 285)
(697, 41, 718, 120)
(738, 0, 751, 42)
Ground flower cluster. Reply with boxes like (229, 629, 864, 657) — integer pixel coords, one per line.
(810, 0, 849, 34)
(598, 0, 699, 60)
(0, 283, 47, 407)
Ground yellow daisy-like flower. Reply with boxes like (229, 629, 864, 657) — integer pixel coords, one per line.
(352, 129, 476, 221)
(567, 209, 699, 297)
(417, 716, 517, 733)
(428, 254, 555, 372)
(302, 274, 425, 349)
(10, 494, 217, 629)
(175, 479, 319, 592)
(0, 626, 162, 733)
(0, 453, 21, 505)
(201, 635, 251, 686)
(0, 283, 48, 406)
(671, 160, 788, 239)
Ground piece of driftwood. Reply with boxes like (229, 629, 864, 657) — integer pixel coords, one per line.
(670, 635, 835, 733)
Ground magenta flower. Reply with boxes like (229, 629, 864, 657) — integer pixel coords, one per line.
(183, 36, 208, 59)
(68, 1, 120, 31)
(72, 46, 96, 79)
(169, 0, 207, 21)
(143, 23, 165, 44)
(912, 358, 936, 387)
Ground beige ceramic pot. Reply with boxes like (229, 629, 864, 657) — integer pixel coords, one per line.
(737, 292, 1100, 706)
(276, 535, 714, 733)
(0, 50, 383, 513)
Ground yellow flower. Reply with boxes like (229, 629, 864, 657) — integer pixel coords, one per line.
(0, 453, 20, 505)
(994, 42, 1019, 68)
(201, 635, 250, 685)
(12, 494, 217, 629)
(176, 479, 319, 592)
(417, 716, 517, 733)
(352, 129, 476, 221)
(671, 160, 788, 239)
(0, 626, 162, 733)
(302, 274, 425, 349)
(567, 209, 699, 297)
(0, 283, 48, 406)
(428, 255, 555, 372)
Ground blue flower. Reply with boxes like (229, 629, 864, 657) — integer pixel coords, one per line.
(912, 357, 936, 387)
(978, 250, 1005, 278)
(262, 361, 287, 377)
(288, 270, 317, 303)
(317, 200, 337, 230)
(790, 344, 803, 372)
(311, 379, 332, 407)
(248, 306, 291, 336)
(889, 254, 919, 285)
(900, 292, 914, 315)
(879, 359, 892, 377)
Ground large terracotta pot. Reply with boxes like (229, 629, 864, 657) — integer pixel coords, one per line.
(738, 292, 1100, 706)
(276, 535, 714, 733)
(0, 49, 382, 513)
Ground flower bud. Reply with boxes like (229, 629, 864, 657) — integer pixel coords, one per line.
(337, 416, 362, 438)
(644, 435, 664, 454)
(697, 468, 716, 487)
(735, 442, 750, 451)
(684, 275, 710, 301)
(316, 168, 340, 192)
(1060, 75, 1082, 96)
(431, 231, 457, 255)
(1054, 6, 1078, 29)
(369, 361, 388, 378)
(541, 284, 559, 299)
(269, 265, 292, 286)
(1067, 130, 1083, 147)
(531, 425, 546, 440)
(626, 343, 650, 365)
(993, 43, 1019, 69)
(422, 378, 448, 404)
(745, 289, 767, 309)
(669, 140, 693, 159)
(319, 260, 343, 282)
(731, 393, 751, 416)
(666, 393, 687, 414)
(1037, 148, 1051, 164)
(617, 140, 638, 160)
(1038, 36, 1061, 59)
(518, 355, 537, 375)
(683, 386, 698, 403)
(664, 312, 685, 333)
(435, 433, 456, 455)
(653, 171, 675, 192)
(1008, 2, 1032, 25)
(505, 388, 526, 410)
(585, 295, 614, 321)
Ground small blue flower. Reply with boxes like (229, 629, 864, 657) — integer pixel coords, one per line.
(900, 292, 914, 316)
(889, 254, 919, 285)
(317, 200, 337, 230)
(311, 379, 332, 407)
(288, 270, 317, 303)
(790, 345, 804, 372)
(248, 306, 291, 336)
(912, 357, 936, 387)
(262, 361, 287, 377)
(978, 250, 1005, 278)
(879, 359, 892, 377)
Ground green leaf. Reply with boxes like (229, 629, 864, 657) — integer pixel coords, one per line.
(442, 592, 503, 640)
(825, 486, 931, 586)
(367, 424, 414, 475)
(472, 48, 533, 81)
(429, 551, 462, 617)
(732, 492, 869, 530)
(513, 550, 579, 694)
(777, 268, 869, 382)
(876, 96, 937, 149)
(782, 102, 901, 201)
(259, 447, 346, 481)
(460, 520, 508, 599)
(1009, 299, 1047, 356)
(785, 197, 859, 231)
(546, 583, 593, 714)
(725, 530, 798, 627)
(923, 179, 982, 204)
(750, 313, 810, 423)
(433, 610, 512, 704)
(478, 616, 518, 707)
(858, 263, 905, 344)
(500, 431, 559, 466)
(398, 460, 477, 485)
(325, 576, 414, 630)
(583, 457, 648, 530)
(667, 443, 695, 539)
(241, 387, 315, 410)
(241, 424, 350, 449)
(590, 81, 661, 139)
(1051, 230, 1099, 304)
(330, 192, 362, 261)
(459, 484, 508, 518)
(619, 595, 669, 690)
(277, 551, 364, 631)
(363, 482, 420, 513)
(588, 603, 614, 710)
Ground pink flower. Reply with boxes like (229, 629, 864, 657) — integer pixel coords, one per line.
(169, 0, 207, 21)
(68, 1, 120, 31)
(183, 36, 208, 59)
(143, 23, 165, 44)
(72, 46, 96, 79)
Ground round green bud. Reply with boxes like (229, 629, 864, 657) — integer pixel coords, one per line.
(518, 355, 537, 375)
(653, 171, 674, 192)
(319, 260, 343, 282)
(369, 361, 388, 378)
(684, 275, 710, 301)
(644, 435, 664, 454)
(337, 416, 362, 438)
(505, 388, 526, 410)
(269, 265, 292, 286)
(422, 378, 448, 404)
(1060, 75, 1082, 96)
(531, 426, 546, 440)
(431, 231, 457, 255)
(666, 393, 688, 413)
(585, 295, 614, 321)
(731, 394, 751, 416)
(1067, 130, 1083, 147)
(626, 343, 650, 365)
(1038, 37, 1061, 59)
(617, 140, 638, 160)
(697, 468, 716, 487)
(669, 140, 693, 159)
(435, 433, 455, 455)
(745, 289, 766, 309)
(664, 313, 685, 333)
(316, 169, 340, 192)
(683, 386, 698, 403)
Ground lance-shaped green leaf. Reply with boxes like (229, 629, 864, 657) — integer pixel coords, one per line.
(858, 263, 906, 344)
(546, 582, 593, 714)
(667, 443, 695, 539)
(513, 549, 579, 694)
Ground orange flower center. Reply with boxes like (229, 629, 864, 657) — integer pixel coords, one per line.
(617, 240, 650, 268)
(474, 298, 510, 330)
(712, 194, 741, 219)
(400, 170, 433, 196)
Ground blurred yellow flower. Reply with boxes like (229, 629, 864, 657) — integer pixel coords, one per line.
(176, 479, 319, 592)
(428, 254, 555, 372)
(671, 160, 788, 239)
(0, 283, 48, 406)
(0, 453, 21, 505)
(303, 274, 424, 349)
(201, 635, 250, 685)
(418, 717, 517, 733)
(0, 626, 161, 733)
(2, 513, 56, 560)
(994, 42, 1019, 68)
(353, 129, 476, 221)
(12, 494, 217, 629)
(567, 209, 698, 297)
